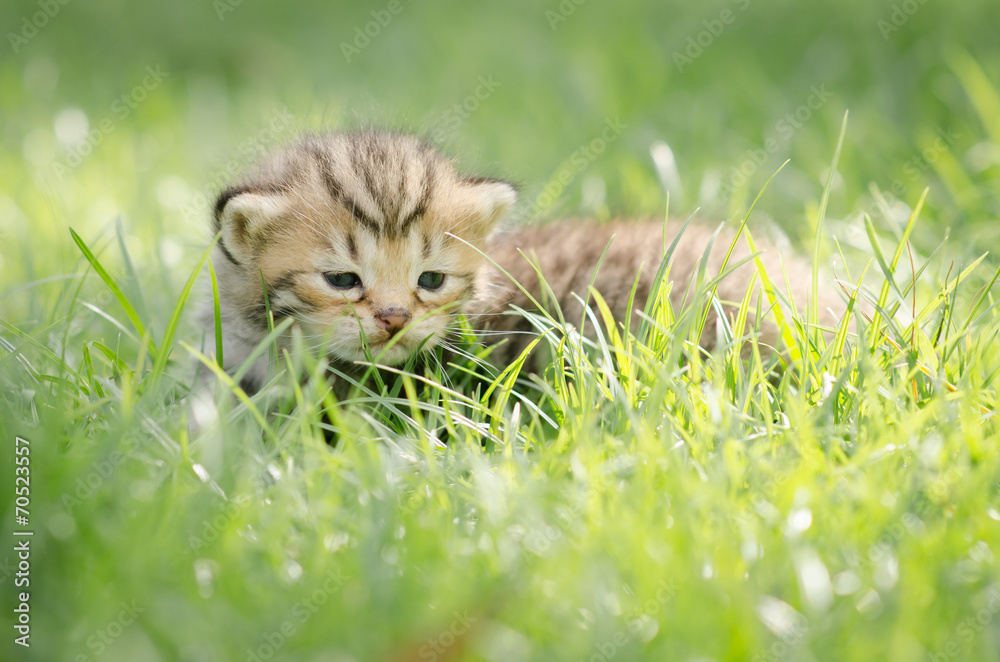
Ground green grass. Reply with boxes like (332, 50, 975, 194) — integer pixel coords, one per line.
(3, 1, 1000, 660)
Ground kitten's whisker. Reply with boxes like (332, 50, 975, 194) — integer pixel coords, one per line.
(436, 342, 499, 376)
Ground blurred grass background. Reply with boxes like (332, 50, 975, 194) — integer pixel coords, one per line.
(3, 0, 1000, 288)
(3, 1, 1000, 661)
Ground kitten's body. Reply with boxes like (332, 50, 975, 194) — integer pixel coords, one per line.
(204, 131, 839, 392)
(481, 220, 842, 368)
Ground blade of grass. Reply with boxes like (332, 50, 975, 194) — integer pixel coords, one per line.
(208, 258, 224, 369)
(812, 111, 849, 333)
(698, 160, 790, 343)
(637, 208, 696, 344)
(115, 215, 150, 322)
(866, 189, 928, 349)
(745, 228, 798, 361)
(70, 227, 158, 361)
(149, 241, 216, 388)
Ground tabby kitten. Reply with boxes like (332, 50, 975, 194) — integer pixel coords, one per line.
(206, 130, 839, 392)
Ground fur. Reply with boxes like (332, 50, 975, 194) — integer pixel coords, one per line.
(203, 130, 841, 392)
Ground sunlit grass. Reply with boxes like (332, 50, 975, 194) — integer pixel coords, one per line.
(3, 129, 1000, 659)
(3, 2, 1000, 657)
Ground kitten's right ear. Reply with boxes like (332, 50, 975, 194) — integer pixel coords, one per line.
(461, 178, 518, 237)
(214, 187, 287, 265)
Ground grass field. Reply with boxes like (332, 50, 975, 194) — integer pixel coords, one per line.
(3, 1, 1000, 660)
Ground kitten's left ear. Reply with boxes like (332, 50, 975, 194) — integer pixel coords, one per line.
(464, 178, 517, 232)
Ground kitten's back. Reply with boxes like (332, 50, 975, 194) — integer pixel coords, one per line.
(477, 219, 842, 365)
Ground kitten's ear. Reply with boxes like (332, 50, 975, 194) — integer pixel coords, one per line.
(463, 178, 517, 235)
(214, 188, 287, 264)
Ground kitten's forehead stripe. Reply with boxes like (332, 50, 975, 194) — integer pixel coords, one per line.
(347, 233, 359, 262)
(349, 140, 386, 227)
(396, 159, 434, 239)
(308, 144, 343, 200)
(310, 143, 384, 237)
(345, 134, 431, 240)
(345, 196, 382, 237)
(398, 155, 408, 211)
(358, 142, 381, 219)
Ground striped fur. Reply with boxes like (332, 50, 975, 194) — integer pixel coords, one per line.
(204, 131, 843, 393)
(205, 130, 515, 392)
(477, 220, 845, 371)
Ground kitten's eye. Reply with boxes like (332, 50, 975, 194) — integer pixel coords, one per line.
(324, 272, 361, 289)
(417, 271, 446, 290)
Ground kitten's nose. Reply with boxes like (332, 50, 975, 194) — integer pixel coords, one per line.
(374, 308, 411, 336)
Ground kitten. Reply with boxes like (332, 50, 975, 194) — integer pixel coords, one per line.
(207, 131, 517, 393)
(205, 130, 840, 393)
(479, 219, 844, 368)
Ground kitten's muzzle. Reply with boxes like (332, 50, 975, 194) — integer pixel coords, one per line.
(374, 308, 411, 337)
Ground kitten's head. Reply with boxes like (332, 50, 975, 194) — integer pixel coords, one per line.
(213, 131, 516, 365)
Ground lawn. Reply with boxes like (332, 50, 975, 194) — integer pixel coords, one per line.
(2, 1, 1000, 660)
